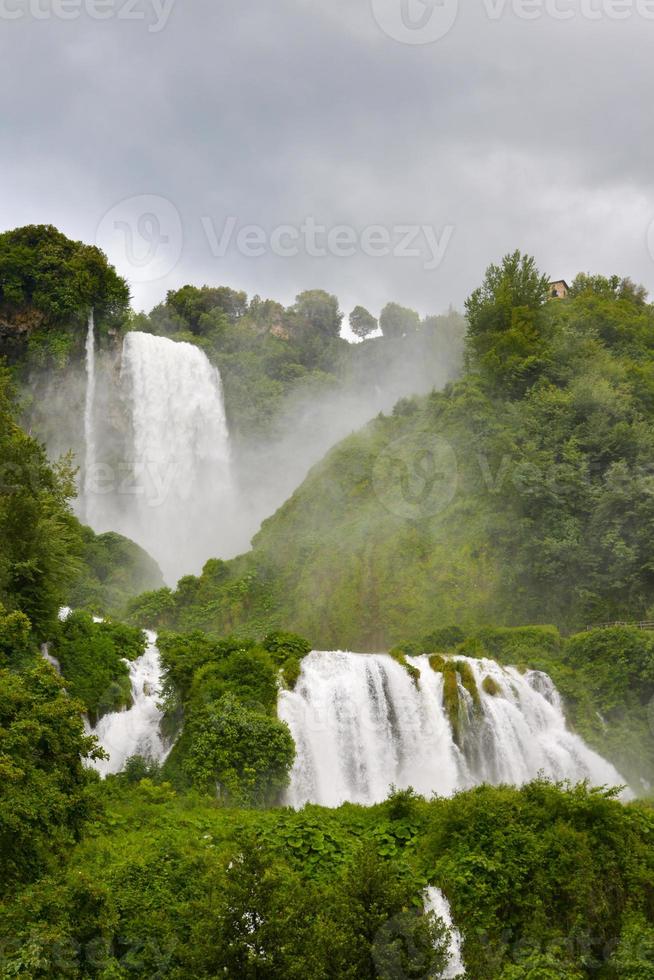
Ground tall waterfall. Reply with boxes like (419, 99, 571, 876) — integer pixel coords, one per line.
(117, 332, 233, 583)
(83, 310, 96, 525)
(88, 630, 169, 777)
(278, 652, 628, 807)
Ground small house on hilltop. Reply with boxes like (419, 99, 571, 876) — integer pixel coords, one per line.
(548, 279, 570, 300)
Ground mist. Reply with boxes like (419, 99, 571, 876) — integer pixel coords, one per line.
(232, 312, 465, 561)
(30, 309, 465, 586)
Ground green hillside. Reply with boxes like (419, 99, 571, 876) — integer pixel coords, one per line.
(129, 255, 654, 648)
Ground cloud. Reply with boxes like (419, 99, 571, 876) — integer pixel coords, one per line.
(1, 0, 654, 317)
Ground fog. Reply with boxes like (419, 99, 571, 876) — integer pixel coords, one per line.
(232, 313, 465, 559)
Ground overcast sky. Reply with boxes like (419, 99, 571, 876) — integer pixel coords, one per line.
(2, 0, 654, 328)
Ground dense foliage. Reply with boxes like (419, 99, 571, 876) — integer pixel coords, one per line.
(0, 660, 100, 898)
(155, 629, 307, 804)
(0, 365, 82, 638)
(0, 224, 130, 368)
(131, 256, 654, 652)
(0, 780, 652, 977)
(69, 527, 164, 619)
(51, 612, 146, 724)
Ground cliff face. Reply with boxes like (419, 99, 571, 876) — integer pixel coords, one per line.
(0, 306, 46, 359)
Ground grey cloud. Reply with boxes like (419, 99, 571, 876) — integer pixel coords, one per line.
(1, 0, 654, 318)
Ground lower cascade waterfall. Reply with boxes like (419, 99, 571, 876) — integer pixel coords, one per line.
(107, 331, 233, 584)
(87, 630, 169, 777)
(424, 887, 465, 978)
(278, 651, 628, 808)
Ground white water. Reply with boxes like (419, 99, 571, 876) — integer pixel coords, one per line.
(424, 887, 465, 978)
(87, 630, 169, 777)
(278, 652, 628, 807)
(115, 332, 233, 583)
(40, 642, 61, 674)
(83, 310, 96, 525)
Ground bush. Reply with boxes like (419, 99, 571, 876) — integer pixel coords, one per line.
(460, 625, 562, 664)
(52, 612, 145, 724)
(183, 695, 295, 805)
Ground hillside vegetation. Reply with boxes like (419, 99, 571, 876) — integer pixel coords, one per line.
(3, 239, 654, 977)
(130, 255, 654, 647)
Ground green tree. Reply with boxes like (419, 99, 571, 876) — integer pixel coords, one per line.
(379, 302, 420, 339)
(334, 845, 450, 980)
(568, 273, 648, 306)
(0, 661, 100, 895)
(292, 289, 343, 337)
(0, 603, 33, 669)
(607, 913, 654, 978)
(464, 250, 550, 393)
(350, 305, 378, 339)
(202, 841, 327, 979)
(183, 694, 295, 805)
(163, 283, 247, 334)
(0, 224, 129, 366)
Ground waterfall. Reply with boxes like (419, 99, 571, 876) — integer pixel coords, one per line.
(424, 887, 465, 978)
(278, 652, 629, 807)
(87, 630, 169, 777)
(117, 332, 233, 584)
(83, 310, 96, 525)
(40, 642, 61, 674)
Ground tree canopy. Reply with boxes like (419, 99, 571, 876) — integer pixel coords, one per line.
(349, 304, 378, 339)
(379, 301, 420, 339)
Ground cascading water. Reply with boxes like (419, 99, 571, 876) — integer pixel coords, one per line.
(424, 887, 465, 978)
(83, 310, 96, 525)
(278, 652, 628, 807)
(87, 630, 169, 777)
(116, 332, 233, 583)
